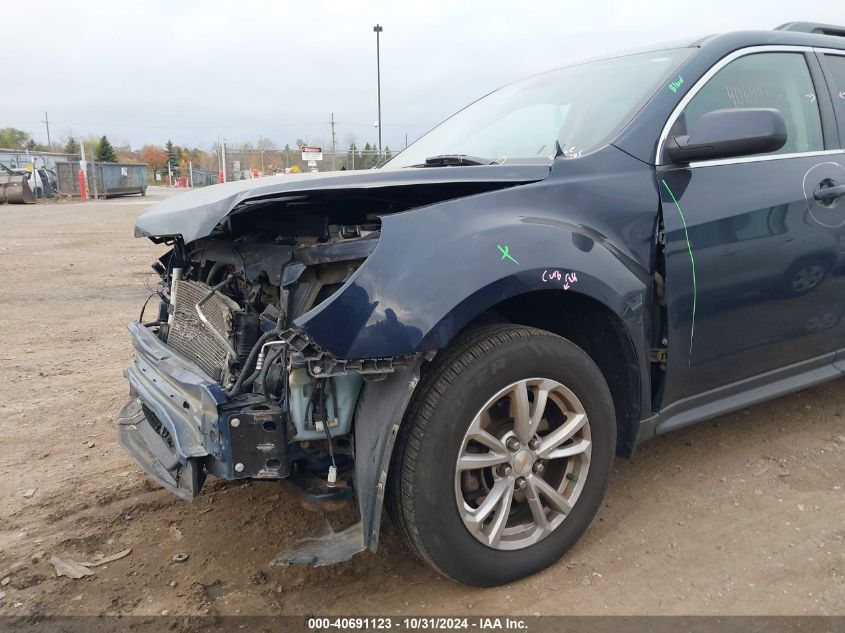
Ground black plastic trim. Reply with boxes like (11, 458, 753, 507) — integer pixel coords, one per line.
(638, 352, 842, 440)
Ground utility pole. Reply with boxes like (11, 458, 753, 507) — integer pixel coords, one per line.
(330, 113, 337, 171)
(373, 24, 383, 159)
(285, 144, 290, 170)
(405, 132, 408, 149)
(41, 112, 51, 149)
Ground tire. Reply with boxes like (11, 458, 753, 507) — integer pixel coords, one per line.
(388, 324, 615, 586)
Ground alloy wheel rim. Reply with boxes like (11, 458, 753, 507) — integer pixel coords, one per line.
(453, 378, 592, 551)
(792, 265, 824, 292)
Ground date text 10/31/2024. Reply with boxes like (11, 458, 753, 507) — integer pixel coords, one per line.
(307, 616, 529, 630)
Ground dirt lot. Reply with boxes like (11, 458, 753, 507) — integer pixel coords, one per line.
(0, 188, 843, 617)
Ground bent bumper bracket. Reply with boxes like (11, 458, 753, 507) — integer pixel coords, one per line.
(116, 398, 204, 500)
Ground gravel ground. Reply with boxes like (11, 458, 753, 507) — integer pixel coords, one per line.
(0, 188, 843, 616)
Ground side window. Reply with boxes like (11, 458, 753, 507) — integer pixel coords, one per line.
(823, 54, 845, 142)
(675, 52, 824, 155)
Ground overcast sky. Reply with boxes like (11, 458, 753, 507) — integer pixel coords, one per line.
(2, 0, 840, 152)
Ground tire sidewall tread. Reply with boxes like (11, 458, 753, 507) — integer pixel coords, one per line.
(388, 325, 616, 586)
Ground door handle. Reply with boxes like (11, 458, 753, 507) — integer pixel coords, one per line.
(814, 182, 845, 203)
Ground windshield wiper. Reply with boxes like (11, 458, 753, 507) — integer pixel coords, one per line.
(419, 154, 496, 167)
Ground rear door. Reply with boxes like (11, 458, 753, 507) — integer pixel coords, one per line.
(657, 47, 845, 406)
(817, 49, 845, 367)
(817, 49, 845, 146)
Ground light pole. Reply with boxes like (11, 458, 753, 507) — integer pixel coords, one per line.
(330, 112, 337, 171)
(373, 24, 383, 159)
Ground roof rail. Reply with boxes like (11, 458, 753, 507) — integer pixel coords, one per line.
(775, 22, 845, 37)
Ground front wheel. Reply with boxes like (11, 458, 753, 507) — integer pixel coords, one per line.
(388, 325, 616, 586)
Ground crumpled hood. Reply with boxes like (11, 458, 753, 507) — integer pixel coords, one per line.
(134, 164, 551, 244)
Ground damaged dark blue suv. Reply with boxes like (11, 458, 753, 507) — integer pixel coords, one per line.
(117, 22, 845, 586)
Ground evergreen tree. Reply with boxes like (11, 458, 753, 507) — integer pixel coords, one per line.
(165, 140, 178, 167)
(64, 137, 79, 156)
(95, 136, 118, 162)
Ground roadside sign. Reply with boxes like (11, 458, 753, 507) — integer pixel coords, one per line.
(302, 146, 323, 161)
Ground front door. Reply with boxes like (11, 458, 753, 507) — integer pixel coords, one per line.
(658, 50, 845, 405)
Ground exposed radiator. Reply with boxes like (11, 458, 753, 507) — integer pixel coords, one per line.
(167, 278, 240, 381)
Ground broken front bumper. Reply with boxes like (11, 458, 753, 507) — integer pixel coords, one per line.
(115, 397, 206, 500)
(116, 320, 426, 565)
(116, 321, 288, 500)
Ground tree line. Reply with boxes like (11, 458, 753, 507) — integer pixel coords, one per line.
(1, 126, 397, 176)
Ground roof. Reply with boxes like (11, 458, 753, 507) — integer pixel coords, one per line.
(0, 148, 74, 158)
(776, 21, 845, 37)
(695, 28, 845, 53)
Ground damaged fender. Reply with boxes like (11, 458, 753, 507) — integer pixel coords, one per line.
(289, 148, 660, 550)
(296, 148, 656, 379)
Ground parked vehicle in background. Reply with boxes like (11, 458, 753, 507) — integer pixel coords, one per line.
(43, 167, 58, 192)
(116, 22, 845, 586)
(5, 166, 53, 197)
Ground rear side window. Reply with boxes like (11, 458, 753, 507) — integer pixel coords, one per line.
(676, 52, 824, 156)
(823, 54, 845, 143)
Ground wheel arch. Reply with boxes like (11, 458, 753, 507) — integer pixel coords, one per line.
(352, 287, 647, 554)
(789, 250, 838, 271)
(464, 289, 645, 458)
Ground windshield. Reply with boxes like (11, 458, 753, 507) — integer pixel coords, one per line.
(383, 48, 692, 169)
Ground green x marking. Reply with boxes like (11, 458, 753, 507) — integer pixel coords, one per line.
(497, 244, 520, 265)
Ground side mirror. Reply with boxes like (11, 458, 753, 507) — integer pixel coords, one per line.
(665, 108, 787, 163)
